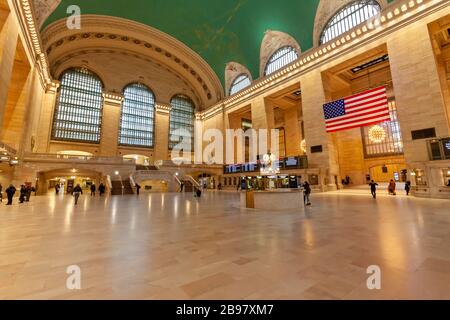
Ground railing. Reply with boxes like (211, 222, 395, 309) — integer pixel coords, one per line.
(23, 152, 136, 164)
(184, 175, 201, 188)
(428, 138, 450, 161)
(0, 141, 17, 156)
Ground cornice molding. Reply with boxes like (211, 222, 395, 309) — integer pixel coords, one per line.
(103, 92, 124, 106)
(12, 0, 52, 90)
(155, 103, 172, 115)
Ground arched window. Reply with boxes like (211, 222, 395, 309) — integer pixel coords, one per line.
(51, 68, 103, 143)
(264, 46, 298, 76)
(169, 95, 195, 150)
(119, 83, 156, 148)
(230, 74, 252, 96)
(320, 0, 381, 45)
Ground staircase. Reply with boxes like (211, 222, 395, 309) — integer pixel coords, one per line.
(111, 181, 123, 196)
(122, 179, 134, 195)
(110, 179, 135, 195)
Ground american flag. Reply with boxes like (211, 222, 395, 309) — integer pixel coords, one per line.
(323, 86, 390, 133)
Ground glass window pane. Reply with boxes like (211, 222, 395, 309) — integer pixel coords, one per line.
(230, 74, 252, 95)
(51, 68, 103, 144)
(264, 46, 298, 76)
(320, 0, 381, 45)
(119, 83, 155, 148)
(169, 95, 195, 150)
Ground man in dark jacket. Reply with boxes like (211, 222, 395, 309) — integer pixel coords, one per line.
(98, 183, 106, 196)
(19, 185, 27, 204)
(369, 180, 379, 199)
(72, 184, 83, 205)
(303, 181, 311, 206)
(5, 184, 16, 205)
(90, 184, 96, 197)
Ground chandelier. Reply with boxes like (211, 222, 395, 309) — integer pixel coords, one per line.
(368, 125, 386, 143)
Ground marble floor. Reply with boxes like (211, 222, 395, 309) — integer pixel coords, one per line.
(1, 190, 450, 300)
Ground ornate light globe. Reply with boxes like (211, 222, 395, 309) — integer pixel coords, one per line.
(368, 125, 386, 143)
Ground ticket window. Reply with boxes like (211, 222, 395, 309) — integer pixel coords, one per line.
(444, 169, 450, 187)
(413, 169, 427, 186)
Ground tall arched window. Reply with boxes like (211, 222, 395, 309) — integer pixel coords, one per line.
(169, 95, 195, 150)
(52, 68, 103, 143)
(230, 74, 252, 96)
(320, 0, 381, 45)
(264, 46, 298, 76)
(119, 83, 156, 148)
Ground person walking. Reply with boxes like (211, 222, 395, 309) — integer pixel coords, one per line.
(0, 183, 3, 202)
(388, 180, 397, 196)
(369, 180, 379, 199)
(5, 184, 16, 205)
(405, 181, 411, 196)
(19, 185, 27, 204)
(72, 184, 83, 205)
(25, 185, 33, 202)
(55, 184, 60, 195)
(99, 183, 106, 197)
(303, 181, 312, 206)
(90, 184, 96, 197)
(135, 183, 141, 196)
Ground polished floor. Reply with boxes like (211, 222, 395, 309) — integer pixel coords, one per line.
(1, 189, 450, 300)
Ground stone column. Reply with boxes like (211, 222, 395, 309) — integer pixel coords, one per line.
(99, 92, 123, 157)
(251, 96, 275, 155)
(300, 71, 340, 191)
(154, 103, 171, 162)
(35, 81, 60, 153)
(0, 14, 19, 136)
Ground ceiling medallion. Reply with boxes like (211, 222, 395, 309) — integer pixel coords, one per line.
(368, 125, 386, 143)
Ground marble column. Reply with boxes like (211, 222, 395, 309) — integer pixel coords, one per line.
(35, 81, 60, 153)
(154, 103, 171, 162)
(0, 14, 19, 137)
(300, 71, 340, 191)
(99, 92, 123, 157)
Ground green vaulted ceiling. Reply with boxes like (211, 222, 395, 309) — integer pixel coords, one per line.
(43, 0, 325, 87)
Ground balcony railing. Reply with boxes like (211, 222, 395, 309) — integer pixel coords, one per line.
(23, 152, 136, 165)
(428, 138, 450, 161)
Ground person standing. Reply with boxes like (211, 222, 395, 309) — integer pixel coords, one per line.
(55, 184, 60, 195)
(5, 184, 16, 205)
(99, 183, 106, 197)
(19, 185, 27, 204)
(135, 183, 141, 196)
(180, 181, 184, 193)
(405, 181, 411, 196)
(388, 180, 397, 196)
(369, 180, 379, 199)
(90, 184, 96, 197)
(72, 184, 83, 205)
(25, 185, 32, 202)
(303, 181, 312, 206)
(0, 183, 3, 202)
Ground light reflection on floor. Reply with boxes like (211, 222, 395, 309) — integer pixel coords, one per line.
(0, 191, 450, 300)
